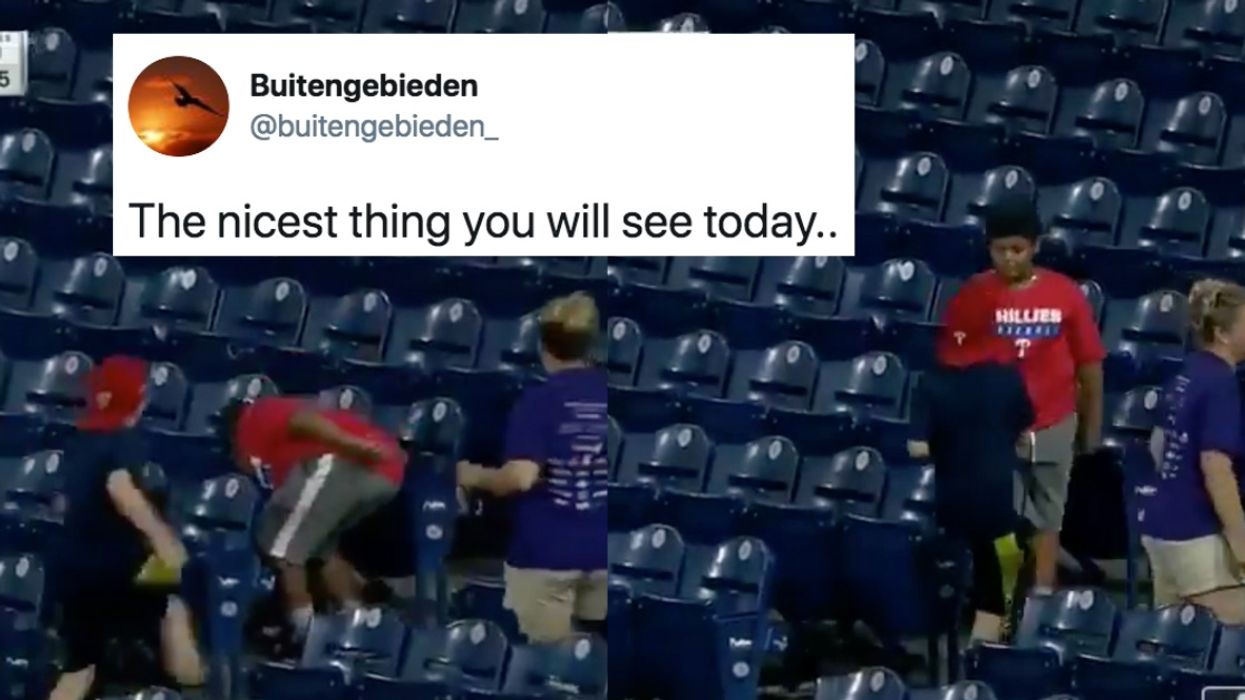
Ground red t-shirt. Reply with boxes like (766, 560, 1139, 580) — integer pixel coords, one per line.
(940, 269, 1106, 430)
(235, 397, 406, 488)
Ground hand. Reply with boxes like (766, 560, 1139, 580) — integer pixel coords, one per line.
(907, 441, 930, 460)
(157, 536, 189, 573)
(352, 440, 387, 465)
(456, 460, 483, 489)
(1017, 432, 1033, 461)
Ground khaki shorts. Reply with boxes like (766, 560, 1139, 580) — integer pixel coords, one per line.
(1143, 534, 1245, 606)
(503, 565, 607, 643)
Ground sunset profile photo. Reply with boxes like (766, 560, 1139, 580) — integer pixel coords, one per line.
(128, 56, 229, 157)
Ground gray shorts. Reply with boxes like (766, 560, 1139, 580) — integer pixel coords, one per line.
(1015, 413, 1078, 533)
(257, 454, 400, 566)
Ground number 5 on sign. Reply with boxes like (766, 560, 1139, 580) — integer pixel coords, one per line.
(0, 32, 29, 97)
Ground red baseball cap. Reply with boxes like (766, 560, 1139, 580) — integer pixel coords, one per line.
(79, 356, 149, 430)
(936, 281, 1011, 368)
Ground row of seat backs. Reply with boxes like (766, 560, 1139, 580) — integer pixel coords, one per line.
(0, 353, 468, 449)
(607, 526, 774, 611)
(814, 666, 1077, 699)
(287, 609, 605, 696)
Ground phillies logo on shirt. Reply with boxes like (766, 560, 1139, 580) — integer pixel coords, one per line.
(994, 308, 1064, 338)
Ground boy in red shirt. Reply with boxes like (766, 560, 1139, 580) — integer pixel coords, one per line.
(939, 199, 1106, 593)
(219, 396, 407, 641)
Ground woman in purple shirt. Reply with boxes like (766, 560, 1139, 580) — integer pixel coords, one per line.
(1140, 279, 1245, 622)
(457, 292, 608, 642)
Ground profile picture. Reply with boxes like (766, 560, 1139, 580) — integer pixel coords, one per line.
(128, 55, 229, 157)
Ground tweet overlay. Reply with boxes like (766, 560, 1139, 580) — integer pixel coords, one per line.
(112, 34, 853, 257)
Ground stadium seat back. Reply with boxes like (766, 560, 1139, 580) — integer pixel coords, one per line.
(1113, 604, 1217, 668)
(217, 278, 307, 346)
(796, 447, 887, 517)
(316, 385, 373, 416)
(899, 52, 971, 120)
(609, 524, 685, 597)
(399, 397, 466, 457)
(708, 436, 799, 504)
(606, 317, 643, 387)
(1013, 588, 1118, 657)
(39, 253, 125, 326)
(388, 298, 483, 369)
(0, 239, 37, 311)
(183, 474, 258, 536)
(649, 330, 730, 396)
(851, 259, 936, 322)
(4, 450, 65, 509)
(1073, 79, 1144, 149)
(879, 463, 937, 526)
(1153, 92, 1227, 165)
(311, 289, 392, 361)
(18, 352, 93, 419)
(737, 341, 819, 410)
(856, 40, 884, 105)
(0, 129, 55, 199)
(622, 423, 711, 492)
(823, 352, 908, 418)
(870, 152, 949, 220)
(133, 266, 219, 331)
(678, 536, 773, 614)
(505, 633, 607, 697)
(404, 619, 509, 690)
(1042, 177, 1123, 251)
(757, 256, 845, 317)
(982, 66, 1058, 133)
(814, 667, 907, 700)
(1132, 187, 1211, 256)
(143, 362, 189, 431)
(0, 554, 44, 622)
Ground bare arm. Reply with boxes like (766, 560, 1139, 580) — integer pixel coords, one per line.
(107, 469, 187, 570)
(458, 460, 540, 497)
(1076, 362, 1104, 453)
(289, 409, 384, 464)
(1201, 450, 1245, 561)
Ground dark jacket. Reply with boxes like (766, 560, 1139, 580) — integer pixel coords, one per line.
(911, 362, 1035, 541)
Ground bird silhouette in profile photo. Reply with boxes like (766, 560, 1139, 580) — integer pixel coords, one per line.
(167, 79, 224, 117)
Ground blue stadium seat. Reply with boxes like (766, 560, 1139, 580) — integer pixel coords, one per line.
(814, 667, 907, 700)
(666, 257, 762, 303)
(606, 317, 643, 388)
(856, 40, 885, 106)
(1102, 290, 1188, 388)
(893, 52, 972, 121)
(0, 554, 50, 700)
(655, 13, 710, 31)
(0, 239, 37, 312)
(1065, 78, 1145, 150)
(26, 29, 76, 102)
(212, 277, 308, 348)
(1081, 280, 1106, 326)
(1074, 0, 1166, 45)
(383, 297, 483, 371)
(476, 312, 542, 377)
(253, 608, 407, 700)
(726, 340, 819, 411)
(27, 252, 126, 330)
(0, 451, 64, 554)
(609, 524, 686, 598)
(363, 619, 508, 697)
(815, 351, 909, 421)
(1117, 187, 1211, 259)
(975, 66, 1059, 135)
(1038, 177, 1124, 269)
(629, 536, 773, 700)
(636, 329, 731, 398)
(898, 0, 987, 22)
(178, 474, 258, 552)
(544, 3, 625, 32)
(472, 634, 606, 699)
(967, 589, 1120, 700)
(0, 130, 55, 202)
(611, 424, 712, 534)
(1143, 92, 1228, 166)
(1171, 623, 1245, 700)
(263, 0, 367, 32)
(860, 152, 950, 222)
(99, 690, 182, 700)
(122, 266, 220, 334)
(1071, 604, 1218, 700)
(179, 373, 280, 437)
(454, 0, 546, 32)
(4, 352, 92, 425)
(1162, 0, 1245, 57)
(909, 681, 999, 700)
(361, 0, 456, 31)
(302, 289, 393, 362)
(140, 361, 189, 432)
(658, 435, 798, 545)
(753, 256, 845, 318)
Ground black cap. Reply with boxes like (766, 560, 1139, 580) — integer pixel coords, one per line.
(984, 197, 1042, 242)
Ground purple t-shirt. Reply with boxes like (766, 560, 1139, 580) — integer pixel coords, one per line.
(505, 366, 608, 571)
(1136, 350, 1242, 542)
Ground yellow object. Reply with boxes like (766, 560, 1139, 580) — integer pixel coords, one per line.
(994, 533, 1023, 610)
(135, 554, 180, 586)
